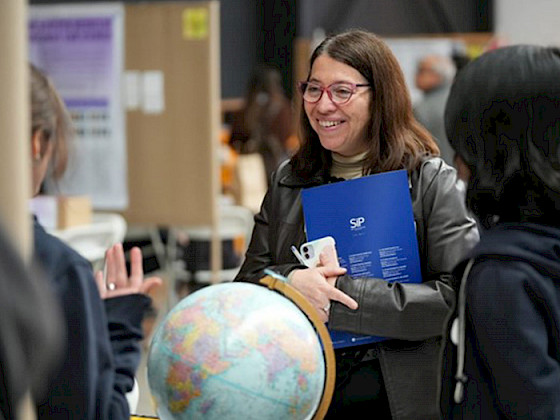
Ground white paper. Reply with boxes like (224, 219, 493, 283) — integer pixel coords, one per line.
(29, 196, 58, 230)
(142, 70, 165, 114)
(124, 70, 141, 110)
(29, 4, 128, 210)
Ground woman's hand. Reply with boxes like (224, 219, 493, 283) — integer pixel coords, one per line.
(94, 243, 162, 299)
(290, 265, 358, 323)
(319, 250, 340, 287)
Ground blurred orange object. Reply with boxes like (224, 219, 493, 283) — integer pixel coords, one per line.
(285, 133, 300, 154)
(220, 125, 238, 195)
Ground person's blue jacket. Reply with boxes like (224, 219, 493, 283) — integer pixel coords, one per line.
(441, 223, 560, 419)
(33, 218, 151, 419)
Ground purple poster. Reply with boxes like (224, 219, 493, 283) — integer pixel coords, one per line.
(29, 5, 127, 210)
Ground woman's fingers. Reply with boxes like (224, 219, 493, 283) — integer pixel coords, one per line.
(318, 265, 347, 278)
(100, 243, 162, 299)
(320, 266, 358, 309)
(105, 246, 116, 289)
(319, 247, 339, 267)
(289, 266, 357, 321)
(129, 246, 144, 288)
(140, 276, 163, 295)
(328, 288, 358, 310)
(94, 269, 107, 299)
(113, 243, 128, 288)
(289, 269, 329, 306)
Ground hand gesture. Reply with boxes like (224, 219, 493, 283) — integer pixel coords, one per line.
(290, 265, 358, 323)
(95, 243, 162, 299)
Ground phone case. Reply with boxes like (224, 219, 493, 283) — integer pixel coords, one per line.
(299, 236, 338, 268)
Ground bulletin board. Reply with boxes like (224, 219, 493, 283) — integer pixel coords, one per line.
(123, 1, 221, 228)
(29, 3, 128, 210)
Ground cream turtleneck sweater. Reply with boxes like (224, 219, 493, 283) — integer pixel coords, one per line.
(330, 151, 368, 180)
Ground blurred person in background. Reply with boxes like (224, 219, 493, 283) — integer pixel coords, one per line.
(414, 53, 457, 167)
(229, 63, 295, 181)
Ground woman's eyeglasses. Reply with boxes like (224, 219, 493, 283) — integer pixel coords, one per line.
(298, 81, 370, 105)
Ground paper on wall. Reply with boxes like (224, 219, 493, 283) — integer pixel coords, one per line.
(142, 70, 165, 114)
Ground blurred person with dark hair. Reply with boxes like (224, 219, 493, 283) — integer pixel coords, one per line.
(441, 45, 560, 418)
(414, 54, 457, 167)
(29, 63, 161, 419)
(229, 63, 295, 180)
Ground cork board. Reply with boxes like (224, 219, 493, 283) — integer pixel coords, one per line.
(124, 1, 221, 227)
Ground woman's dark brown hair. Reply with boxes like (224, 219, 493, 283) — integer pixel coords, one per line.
(30, 63, 72, 179)
(292, 29, 438, 177)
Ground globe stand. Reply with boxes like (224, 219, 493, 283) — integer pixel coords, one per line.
(259, 275, 335, 420)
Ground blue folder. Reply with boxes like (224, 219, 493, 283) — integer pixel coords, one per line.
(301, 169, 422, 348)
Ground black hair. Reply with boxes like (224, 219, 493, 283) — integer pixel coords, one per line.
(445, 45, 560, 227)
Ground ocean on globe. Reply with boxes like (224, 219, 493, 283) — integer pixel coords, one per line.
(147, 282, 326, 420)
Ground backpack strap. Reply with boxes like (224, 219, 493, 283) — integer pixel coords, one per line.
(453, 258, 475, 403)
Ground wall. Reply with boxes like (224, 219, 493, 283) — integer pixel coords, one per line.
(494, 0, 560, 46)
(298, 0, 492, 38)
(29, 0, 258, 99)
(30, 0, 495, 100)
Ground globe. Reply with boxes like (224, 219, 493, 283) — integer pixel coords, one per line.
(147, 281, 331, 420)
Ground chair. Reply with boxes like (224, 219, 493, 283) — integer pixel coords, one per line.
(167, 204, 254, 301)
(49, 212, 127, 271)
(122, 204, 254, 307)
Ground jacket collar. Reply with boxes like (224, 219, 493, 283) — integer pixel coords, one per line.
(278, 165, 329, 188)
(278, 162, 414, 189)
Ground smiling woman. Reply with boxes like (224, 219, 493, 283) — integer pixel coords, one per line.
(302, 55, 372, 157)
(234, 29, 479, 419)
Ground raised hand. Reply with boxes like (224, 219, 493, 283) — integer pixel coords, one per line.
(95, 243, 162, 299)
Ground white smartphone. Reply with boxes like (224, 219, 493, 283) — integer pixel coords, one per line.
(299, 236, 339, 268)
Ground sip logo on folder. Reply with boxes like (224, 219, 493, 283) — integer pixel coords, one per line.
(301, 169, 421, 349)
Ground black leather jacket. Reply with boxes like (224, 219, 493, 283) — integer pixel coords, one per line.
(235, 157, 479, 419)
